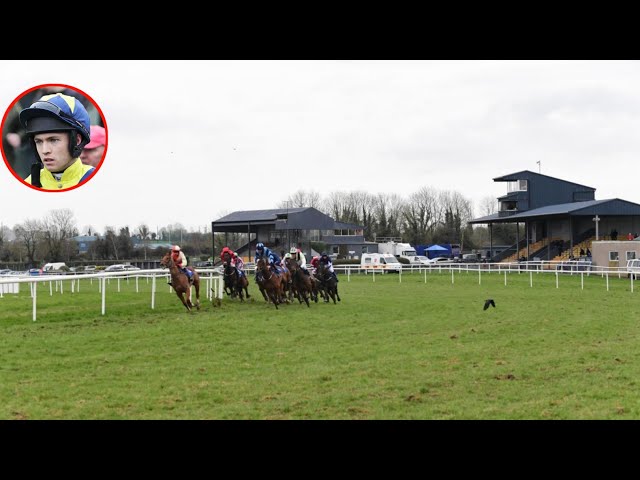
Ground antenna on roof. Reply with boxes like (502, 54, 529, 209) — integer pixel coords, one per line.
(536, 160, 541, 173)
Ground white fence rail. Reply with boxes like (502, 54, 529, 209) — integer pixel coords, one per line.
(0, 269, 224, 322)
(1, 262, 635, 322)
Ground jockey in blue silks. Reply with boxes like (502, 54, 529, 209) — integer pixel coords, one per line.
(254, 243, 282, 281)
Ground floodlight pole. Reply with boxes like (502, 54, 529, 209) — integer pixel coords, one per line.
(593, 215, 600, 241)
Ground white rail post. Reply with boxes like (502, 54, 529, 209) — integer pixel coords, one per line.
(606, 273, 609, 291)
(530, 271, 533, 288)
(32, 279, 37, 322)
(151, 274, 156, 309)
(101, 277, 106, 315)
(556, 271, 559, 289)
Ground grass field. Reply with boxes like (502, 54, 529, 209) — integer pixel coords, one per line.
(1, 270, 639, 419)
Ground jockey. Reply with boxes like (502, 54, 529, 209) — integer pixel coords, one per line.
(254, 242, 282, 281)
(319, 252, 338, 282)
(221, 246, 245, 276)
(171, 245, 193, 283)
(220, 246, 233, 262)
(290, 246, 309, 275)
(18, 92, 95, 189)
(310, 255, 319, 275)
(254, 242, 282, 269)
(231, 251, 246, 277)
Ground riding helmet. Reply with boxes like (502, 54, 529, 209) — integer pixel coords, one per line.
(173, 245, 181, 252)
(19, 93, 91, 158)
(256, 242, 265, 251)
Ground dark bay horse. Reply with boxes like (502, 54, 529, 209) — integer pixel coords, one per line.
(285, 257, 315, 307)
(223, 254, 250, 301)
(256, 257, 284, 309)
(160, 252, 200, 312)
(317, 262, 340, 304)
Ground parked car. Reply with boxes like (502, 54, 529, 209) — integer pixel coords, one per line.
(104, 264, 126, 272)
(627, 259, 640, 279)
(123, 265, 141, 271)
(0, 269, 12, 275)
(427, 257, 453, 265)
(403, 255, 431, 265)
(194, 261, 214, 268)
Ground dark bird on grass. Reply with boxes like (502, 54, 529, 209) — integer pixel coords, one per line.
(483, 299, 496, 310)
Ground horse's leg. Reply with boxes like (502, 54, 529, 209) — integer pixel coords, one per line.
(195, 280, 201, 310)
(301, 288, 310, 307)
(177, 291, 191, 312)
(268, 288, 279, 309)
(185, 283, 194, 310)
(243, 277, 250, 298)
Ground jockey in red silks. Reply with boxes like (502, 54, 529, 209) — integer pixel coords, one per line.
(221, 246, 246, 277)
(310, 255, 319, 275)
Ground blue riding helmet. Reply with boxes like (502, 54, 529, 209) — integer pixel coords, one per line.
(19, 93, 91, 158)
(256, 242, 265, 251)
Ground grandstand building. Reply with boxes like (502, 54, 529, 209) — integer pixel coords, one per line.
(468, 170, 640, 267)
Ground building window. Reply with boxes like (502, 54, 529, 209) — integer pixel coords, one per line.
(627, 251, 637, 261)
(362, 246, 369, 254)
(609, 251, 619, 261)
(519, 179, 527, 191)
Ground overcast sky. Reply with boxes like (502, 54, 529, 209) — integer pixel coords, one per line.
(1, 60, 639, 236)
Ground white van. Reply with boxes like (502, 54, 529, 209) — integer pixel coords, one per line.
(627, 259, 640, 279)
(361, 253, 402, 273)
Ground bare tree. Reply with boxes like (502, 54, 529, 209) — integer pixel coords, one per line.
(104, 226, 119, 260)
(402, 187, 440, 245)
(137, 224, 150, 260)
(40, 208, 77, 261)
(14, 219, 42, 267)
(479, 195, 497, 217)
(280, 190, 322, 209)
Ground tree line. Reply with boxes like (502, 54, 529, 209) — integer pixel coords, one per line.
(0, 189, 522, 268)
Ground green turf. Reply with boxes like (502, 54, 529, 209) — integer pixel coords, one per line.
(0, 270, 639, 419)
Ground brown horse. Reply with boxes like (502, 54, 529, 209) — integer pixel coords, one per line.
(285, 257, 315, 307)
(223, 257, 250, 301)
(160, 252, 200, 312)
(256, 257, 284, 309)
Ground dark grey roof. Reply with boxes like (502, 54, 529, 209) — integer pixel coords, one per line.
(493, 170, 596, 190)
(214, 208, 307, 223)
(469, 198, 640, 224)
(212, 207, 365, 232)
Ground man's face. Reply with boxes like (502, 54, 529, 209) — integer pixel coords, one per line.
(80, 145, 104, 167)
(33, 131, 76, 172)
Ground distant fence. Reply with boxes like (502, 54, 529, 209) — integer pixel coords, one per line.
(0, 269, 224, 322)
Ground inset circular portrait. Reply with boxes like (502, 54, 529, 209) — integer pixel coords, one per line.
(1, 84, 107, 192)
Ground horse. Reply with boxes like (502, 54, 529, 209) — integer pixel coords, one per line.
(285, 257, 315, 307)
(160, 252, 201, 312)
(223, 258, 250, 301)
(316, 261, 341, 304)
(255, 257, 285, 309)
